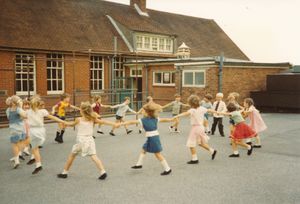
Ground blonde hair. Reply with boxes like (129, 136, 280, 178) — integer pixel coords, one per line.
(80, 101, 98, 121)
(6, 95, 22, 107)
(60, 93, 70, 101)
(216, 93, 224, 98)
(174, 94, 181, 98)
(188, 95, 200, 108)
(93, 95, 101, 102)
(30, 95, 42, 111)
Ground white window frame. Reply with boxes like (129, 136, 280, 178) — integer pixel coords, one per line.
(15, 53, 36, 96)
(153, 71, 175, 86)
(182, 70, 206, 88)
(130, 67, 143, 77)
(113, 57, 125, 89)
(135, 33, 173, 53)
(46, 53, 65, 95)
(90, 56, 105, 92)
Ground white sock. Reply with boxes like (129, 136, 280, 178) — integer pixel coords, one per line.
(209, 148, 214, 154)
(136, 153, 145, 166)
(36, 162, 42, 168)
(100, 170, 106, 175)
(160, 160, 171, 171)
(30, 154, 35, 160)
(247, 145, 251, 150)
(233, 151, 239, 155)
(18, 152, 22, 156)
(14, 156, 20, 164)
(62, 169, 68, 175)
(245, 138, 251, 143)
(23, 147, 30, 153)
(192, 154, 198, 161)
(98, 127, 102, 131)
(205, 126, 210, 132)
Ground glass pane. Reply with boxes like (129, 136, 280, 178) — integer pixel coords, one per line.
(163, 72, 170, 84)
(16, 74, 21, 79)
(155, 73, 161, 83)
(52, 69, 56, 79)
(47, 80, 51, 90)
(94, 70, 98, 79)
(58, 70, 62, 78)
(47, 69, 51, 78)
(58, 61, 62, 68)
(29, 80, 34, 91)
(58, 80, 62, 90)
(23, 81, 28, 91)
(53, 61, 57, 67)
(47, 61, 51, 67)
(16, 80, 21, 91)
(195, 72, 204, 85)
(93, 81, 98, 90)
(172, 73, 175, 83)
(184, 72, 193, 85)
(52, 81, 57, 90)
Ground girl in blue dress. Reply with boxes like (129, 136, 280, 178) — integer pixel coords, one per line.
(123, 102, 174, 176)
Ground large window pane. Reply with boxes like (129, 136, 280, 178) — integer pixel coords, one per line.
(184, 72, 193, 85)
(195, 72, 204, 85)
(47, 53, 64, 93)
(155, 73, 162, 83)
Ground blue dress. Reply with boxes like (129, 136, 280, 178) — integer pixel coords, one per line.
(140, 117, 162, 153)
(6, 108, 26, 143)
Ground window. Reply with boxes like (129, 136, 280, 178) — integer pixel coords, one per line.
(113, 57, 125, 89)
(136, 36, 143, 49)
(153, 71, 175, 86)
(183, 70, 205, 87)
(90, 56, 104, 91)
(15, 53, 35, 95)
(135, 34, 173, 53)
(130, 67, 142, 77)
(144, 37, 150, 49)
(159, 38, 165, 51)
(152, 37, 158, 51)
(47, 53, 64, 94)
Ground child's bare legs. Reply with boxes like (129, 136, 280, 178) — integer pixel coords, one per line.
(230, 139, 252, 157)
(173, 118, 179, 131)
(154, 152, 171, 174)
(63, 153, 77, 172)
(203, 120, 209, 133)
(187, 147, 199, 163)
(109, 119, 121, 136)
(12, 143, 20, 167)
(31, 147, 43, 174)
(199, 142, 217, 160)
(90, 155, 106, 176)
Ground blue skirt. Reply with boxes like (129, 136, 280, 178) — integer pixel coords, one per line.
(143, 136, 162, 153)
(10, 133, 26, 143)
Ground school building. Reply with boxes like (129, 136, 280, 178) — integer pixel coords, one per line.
(0, 0, 292, 117)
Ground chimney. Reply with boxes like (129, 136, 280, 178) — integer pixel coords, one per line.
(130, 0, 147, 13)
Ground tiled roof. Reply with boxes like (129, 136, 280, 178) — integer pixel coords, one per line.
(0, 0, 249, 60)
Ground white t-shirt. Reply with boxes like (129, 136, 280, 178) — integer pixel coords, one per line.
(188, 107, 207, 125)
(27, 109, 49, 127)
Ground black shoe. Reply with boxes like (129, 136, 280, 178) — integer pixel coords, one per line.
(19, 155, 25, 161)
(160, 169, 172, 176)
(32, 166, 43, 174)
(247, 146, 253, 156)
(211, 150, 217, 160)
(126, 130, 133, 134)
(211, 133, 215, 135)
(27, 159, 36, 165)
(229, 154, 240, 158)
(109, 132, 115, 136)
(139, 130, 142, 134)
(23, 151, 30, 156)
(55, 135, 63, 143)
(253, 145, 262, 148)
(131, 165, 143, 169)
(13, 163, 20, 169)
(93, 136, 96, 139)
(57, 173, 68, 179)
(187, 160, 199, 164)
(246, 142, 252, 146)
(220, 134, 225, 137)
(99, 173, 107, 180)
(38, 146, 43, 149)
(97, 131, 104, 134)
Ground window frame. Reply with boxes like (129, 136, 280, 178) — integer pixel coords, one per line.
(135, 33, 173, 53)
(15, 53, 36, 96)
(182, 70, 206, 88)
(46, 53, 65, 95)
(90, 55, 105, 92)
(153, 71, 175, 86)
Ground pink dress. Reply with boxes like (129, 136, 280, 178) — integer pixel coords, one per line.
(186, 107, 209, 147)
(248, 106, 267, 133)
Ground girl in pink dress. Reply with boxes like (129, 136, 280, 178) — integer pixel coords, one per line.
(243, 98, 267, 148)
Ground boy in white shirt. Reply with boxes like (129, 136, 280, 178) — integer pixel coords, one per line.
(211, 93, 227, 137)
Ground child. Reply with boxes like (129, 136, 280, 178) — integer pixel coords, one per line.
(211, 93, 227, 137)
(27, 95, 67, 174)
(123, 103, 174, 176)
(51, 93, 79, 143)
(243, 98, 267, 148)
(227, 92, 241, 138)
(162, 94, 190, 133)
(200, 93, 213, 134)
(22, 98, 31, 156)
(57, 102, 119, 180)
(218, 103, 256, 157)
(109, 97, 137, 136)
(175, 95, 217, 164)
(6, 95, 27, 169)
(91, 95, 111, 135)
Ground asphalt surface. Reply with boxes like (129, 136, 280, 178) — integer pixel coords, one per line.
(0, 113, 299, 204)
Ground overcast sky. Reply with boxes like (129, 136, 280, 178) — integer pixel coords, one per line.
(106, 0, 300, 65)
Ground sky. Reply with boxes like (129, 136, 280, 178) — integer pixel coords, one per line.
(106, 0, 300, 65)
